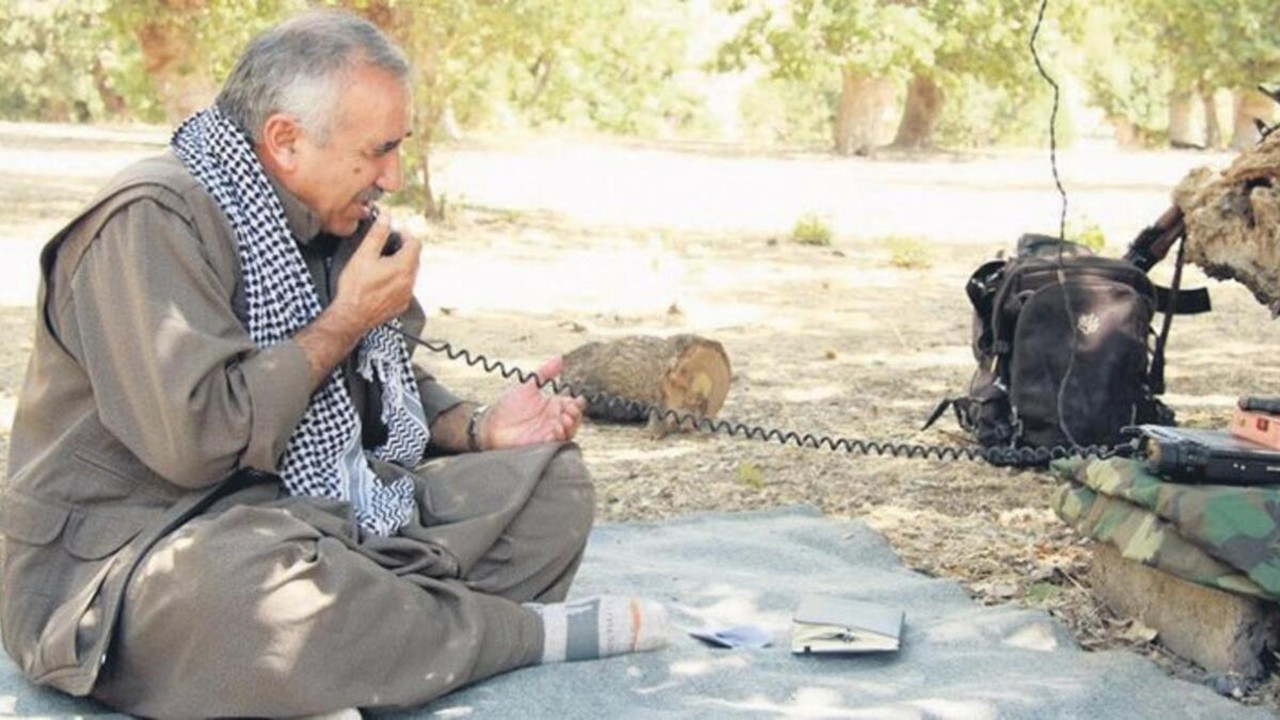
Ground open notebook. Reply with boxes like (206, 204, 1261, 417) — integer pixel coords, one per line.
(790, 595, 904, 654)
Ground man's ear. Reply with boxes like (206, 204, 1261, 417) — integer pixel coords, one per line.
(258, 113, 303, 175)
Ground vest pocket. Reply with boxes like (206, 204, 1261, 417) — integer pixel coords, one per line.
(0, 492, 70, 546)
(62, 510, 147, 561)
(0, 491, 147, 560)
(0, 492, 147, 684)
(0, 492, 73, 679)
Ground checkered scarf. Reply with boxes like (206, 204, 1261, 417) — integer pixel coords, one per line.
(172, 106, 427, 536)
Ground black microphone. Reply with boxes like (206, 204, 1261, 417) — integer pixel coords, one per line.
(381, 230, 402, 256)
(359, 206, 402, 256)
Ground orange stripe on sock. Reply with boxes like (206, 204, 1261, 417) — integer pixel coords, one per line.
(630, 598, 642, 651)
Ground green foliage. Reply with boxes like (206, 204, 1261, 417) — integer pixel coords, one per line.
(1023, 581, 1063, 604)
(360, 0, 693, 137)
(925, 0, 1071, 147)
(716, 0, 935, 84)
(3, 0, 695, 212)
(736, 461, 765, 490)
(0, 0, 134, 121)
(1130, 0, 1280, 90)
(331, 0, 694, 215)
(717, 0, 1068, 150)
(737, 76, 836, 145)
(1079, 4, 1172, 142)
(105, 0, 300, 86)
(330, 1, 517, 215)
(0, 0, 304, 123)
(499, 1, 695, 136)
(918, 0, 1032, 87)
(1083, 0, 1280, 140)
(882, 235, 933, 270)
(790, 212, 833, 246)
(934, 76, 1050, 148)
(1066, 218, 1106, 253)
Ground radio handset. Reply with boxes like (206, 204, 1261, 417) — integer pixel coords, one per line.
(382, 229, 403, 256)
(353, 207, 403, 256)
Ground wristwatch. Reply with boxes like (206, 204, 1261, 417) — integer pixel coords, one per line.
(466, 404, 488, 452)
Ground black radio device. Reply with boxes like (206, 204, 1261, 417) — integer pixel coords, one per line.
(1127, 425, 1280, 485)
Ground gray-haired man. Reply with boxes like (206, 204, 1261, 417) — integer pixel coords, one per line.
(0, 10, 666, 718)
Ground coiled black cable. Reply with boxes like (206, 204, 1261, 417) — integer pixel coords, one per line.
(390, 327, 1128, 466)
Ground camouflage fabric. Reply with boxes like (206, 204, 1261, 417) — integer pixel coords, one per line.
(1051, 457, 1280, 601)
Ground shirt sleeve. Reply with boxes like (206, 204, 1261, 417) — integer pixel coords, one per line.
(413, 363, 465, 425)
(57, 198, 314, 489)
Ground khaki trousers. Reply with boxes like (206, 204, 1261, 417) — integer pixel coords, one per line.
(93, 443, 592, 718)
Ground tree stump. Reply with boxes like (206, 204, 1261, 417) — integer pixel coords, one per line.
(560, 334, 731, 438)
(1174, 131, 1280, 312)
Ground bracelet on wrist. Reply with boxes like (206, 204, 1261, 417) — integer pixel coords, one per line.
(466, 404, 488, 452)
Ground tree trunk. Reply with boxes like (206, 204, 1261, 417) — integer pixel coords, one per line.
(892, 74, 944, 150)
(1108, 115, 1147, 148)
(832, 66, 893, 156)
(1168, 90, 1200, 149)
(1172, 131, 1280, 311)
(561, 334, 732, 438)
(90, 57, 128, 116)
(1230, 88, 1278, 150)
(1200, 88, 1222, 150)
(411, 130, 441, 220)
(525, 51, 555, 109)
(135, 20, 218, 121)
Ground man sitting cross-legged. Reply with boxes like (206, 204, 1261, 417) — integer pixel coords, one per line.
(0, 10, 668, 718)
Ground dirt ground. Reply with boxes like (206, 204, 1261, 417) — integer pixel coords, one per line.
(3, 121, 1280, 711)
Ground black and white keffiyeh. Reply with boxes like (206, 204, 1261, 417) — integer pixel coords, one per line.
(172, 106, 428, 536)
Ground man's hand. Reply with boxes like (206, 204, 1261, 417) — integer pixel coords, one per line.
(331, 211, 421, 330)
(294, 212, 422, 387)
(479, 356, 587, 449)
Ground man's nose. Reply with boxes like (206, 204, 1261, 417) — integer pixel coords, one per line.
(377, 151, 403, 193)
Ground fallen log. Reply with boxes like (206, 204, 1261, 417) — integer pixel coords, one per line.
(1089, 543, 1279, 681)
(560, 334, 731, 438)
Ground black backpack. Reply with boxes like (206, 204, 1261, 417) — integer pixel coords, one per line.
(926, 234, 1209, 464)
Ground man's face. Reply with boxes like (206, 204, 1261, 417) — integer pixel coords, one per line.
(288, 64, 411, 236)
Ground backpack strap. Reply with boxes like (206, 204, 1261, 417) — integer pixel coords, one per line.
(1154, 285, 1210, 315)
(1149, 236, 1190, 394)
(922, 398, 959, 431)
(966, 259, 1006, 355)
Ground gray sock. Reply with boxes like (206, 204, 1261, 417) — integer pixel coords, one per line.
(525, 595, 669, 663)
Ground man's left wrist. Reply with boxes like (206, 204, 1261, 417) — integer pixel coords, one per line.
(466, 404, 489, 452)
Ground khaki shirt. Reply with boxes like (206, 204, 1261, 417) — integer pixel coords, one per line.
(0, 151, 460, 694)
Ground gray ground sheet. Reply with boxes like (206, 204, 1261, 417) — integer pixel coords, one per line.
(0, 506, 1269, 719)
